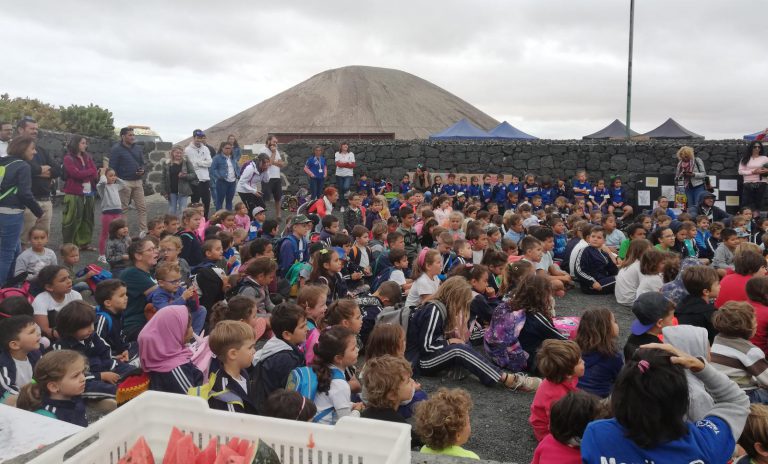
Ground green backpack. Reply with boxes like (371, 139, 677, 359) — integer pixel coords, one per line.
(0, 159, 21, 201)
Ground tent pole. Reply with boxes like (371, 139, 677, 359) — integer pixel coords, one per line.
(626, 0, 635, 141)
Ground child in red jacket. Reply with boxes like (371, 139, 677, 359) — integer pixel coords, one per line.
(529, 339, 585, 441)
(532, 390, 602, 464)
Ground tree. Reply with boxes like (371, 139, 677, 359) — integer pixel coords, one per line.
(59, 104, 115, 138)
(0, 93, 64, 130)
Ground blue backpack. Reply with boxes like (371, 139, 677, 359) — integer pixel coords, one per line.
(369, 264, 394, 292)
(286, 366, 346, 423)
(277, 234, 305, 273)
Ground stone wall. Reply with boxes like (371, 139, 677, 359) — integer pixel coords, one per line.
(35, 131, 751, 200)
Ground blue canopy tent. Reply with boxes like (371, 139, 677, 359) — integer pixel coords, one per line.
(429, 118, 491, 140)
(488, 121, 538, 140)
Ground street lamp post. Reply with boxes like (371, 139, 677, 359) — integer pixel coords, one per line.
(626, 0, 635, 141)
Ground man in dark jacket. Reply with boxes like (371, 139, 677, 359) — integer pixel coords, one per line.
(249, 304, 306, 413)
(690, 193, 730, 224)
(16, 117, 59, 247)
(110, 127, 147, 232)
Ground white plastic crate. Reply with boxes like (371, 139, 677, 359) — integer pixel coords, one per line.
(30, 391, 411, 464)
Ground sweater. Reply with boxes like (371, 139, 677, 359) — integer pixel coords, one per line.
(581, 363, 749, 464)
(710, 334, 768, 391)
(714, 272, 752, 308)
(577, 351, 623, 398)
(109, 142, 144, 181)
(61, 153, 98, 196)
(531, 434, 581, 464)
(0, 156, 43, 216)
(751, 299, 768, 356)
(96, 175, 125, 213)
(251, 337, 305, 413)
(676, 295, 718, 343)
(712, 243, 735, 270)
(529, 377, 578, 441)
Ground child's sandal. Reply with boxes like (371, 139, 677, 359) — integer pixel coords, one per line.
(502, 372, 541, 392)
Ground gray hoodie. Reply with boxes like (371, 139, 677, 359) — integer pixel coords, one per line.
(96, 174, 125, 212)
(663, 325, 715, 422)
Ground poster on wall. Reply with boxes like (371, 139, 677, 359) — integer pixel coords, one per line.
(632, 174, 742, 215)
(637, 190, 651, 206)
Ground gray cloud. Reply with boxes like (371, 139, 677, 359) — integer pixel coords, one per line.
(1, 0, 765, 142)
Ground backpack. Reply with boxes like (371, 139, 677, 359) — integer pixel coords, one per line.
(0, 284, 33, 306)
(378, 300, 448, 340)
(286, 366, 346, 423)
(483, 300, 529, 372)
(0, 159, 22, 201)
(276, 234, 304, 270)
(369, 265, 394, 292)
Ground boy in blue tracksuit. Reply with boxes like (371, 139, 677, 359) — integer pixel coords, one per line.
(572, 170, 592, 204)
(442, 173, 458, 198)
(250, 304, 307, 414)
(468, 176, 481, 199)
(574, 226, 618, 295)
(480, 175, 493, 207)
(0, 315, 42, 403)
(492, 174, 507, 212)
(94, 279, 138, 363)
(303, 146, 327, 200)
(508, 175, 523, 198)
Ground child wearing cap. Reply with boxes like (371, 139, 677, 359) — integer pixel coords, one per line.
(622, 292, 675, 360)
(248, 206, 267, 241)
(278, 215, 311, 277)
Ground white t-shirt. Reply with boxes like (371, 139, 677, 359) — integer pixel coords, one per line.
(606, 229, 626, 248)
(472, 249, 484, 265)
(334, 152, 355, 178)
(636, 273, 664, 299)
(569, 240, 589, 278)
(390, 269, 407, 286)
(356, 246, 369, 269)
(14, 357, 33, 388)
(404, 274, 440, 309)
(32, 291, 83, 317)
(313, 368, 358, 424)
(537, 252, 554, 272)
(615, 261, 642, 307)
(260, 147, 283, 179)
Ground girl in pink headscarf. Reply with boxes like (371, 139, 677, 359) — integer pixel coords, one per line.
(138, 306, 204, 394)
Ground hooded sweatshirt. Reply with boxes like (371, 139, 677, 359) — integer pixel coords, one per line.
(663, 325, 715, 422)
(250, 336, 304, 413)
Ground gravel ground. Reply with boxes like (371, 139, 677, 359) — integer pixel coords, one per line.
(45, 194, 636, 464)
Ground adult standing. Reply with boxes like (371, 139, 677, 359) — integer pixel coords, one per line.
(227, 134, 241, 165)
(211, 141, 240, 211)
(260, 135, 286, 221)
(304, 145, 327, 200)
(413, 164, 433, 202)
(18, 117, 59, 246)
(738, 141, 768, 218)
(160, 145, 198, 216)
(185, 129, 213, 218)
(121, 237, 159, 342)
(236, 153, 270, 216)
(110, 127, 148, 233)
(334, 141, 355, 211)
(202, 134, 219, 211)
(0, 136, 43, 286)
(61, 136, 98, 250)
(0, 121, 12, 157)
(675, 146, 707, 212)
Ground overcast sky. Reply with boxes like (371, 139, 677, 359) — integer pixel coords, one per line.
(2, 1, 764, 142)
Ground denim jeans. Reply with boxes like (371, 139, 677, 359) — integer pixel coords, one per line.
(309, 177, 325, 200)
(336, 175, 353, 206)
(168, 193, 189, 217)
(0, 212, 24, 287)
(215, 180, 236, 211)
(685, 183, 706, 212)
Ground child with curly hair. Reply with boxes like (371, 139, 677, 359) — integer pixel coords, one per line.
(414, 387, 478, 459)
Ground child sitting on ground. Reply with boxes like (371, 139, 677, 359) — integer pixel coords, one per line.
(308, 248, 348, 304)
(532, 390, 602, 464)
(94, 279, 137, 363)
(574, 226, 618, 295)
(15, 227, 57, 282)
(251, 303, 307, 413)
(204, 320, 257, 414)
(529, 339, 584, 441)
(414, 388, 479, 459)
(713, 228, 740, 276)
(231, 257, 276, 316)
(361, 355, 422, 449)
(575, 308, 623, 398)
(623, 292, 675, 360)
(735, 404, 768, 464)
(177, 208, 204, 267)
(0, 315, 42, 406)
(105, 219, 131, 279)
(356, 281, 402, 348)
(149, 262, 206, 335)
(193, 238, 229, 319)
(59, 244, 95, 294)
(711, 301, 768, 404)
(675, 265, 720, 343)
(17, 350, 88, 426)
(32, 265, 83, 340)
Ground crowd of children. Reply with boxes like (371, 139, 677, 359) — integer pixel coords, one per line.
(5, 164, 768, 463)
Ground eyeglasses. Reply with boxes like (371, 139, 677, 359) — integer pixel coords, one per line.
(141, 246, 156, 254)
(161, 278, 183, 285)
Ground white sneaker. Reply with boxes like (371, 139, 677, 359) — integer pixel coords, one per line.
(98, 255, 107, 264)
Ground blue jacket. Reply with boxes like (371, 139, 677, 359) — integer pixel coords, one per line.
(38, 397, 87, 427)
(210, 153, 240, 183)
(0, 156, 44, 217)
(250, 337, 304, 413)
(109, 142, 145, 181)
(577, 351, 624, 398)
(148, 287, 198, 313)
(278, 234, 308, 276)
(0, 349, 41, 399)
(95, 307, 137, 359)
(207, 368, 258, 414)
(53, 334, 131, 376)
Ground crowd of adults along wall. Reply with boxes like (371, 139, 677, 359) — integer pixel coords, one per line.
(35, 129, 751, 204)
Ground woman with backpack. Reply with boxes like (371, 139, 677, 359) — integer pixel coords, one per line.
(0, 136, 43, 287)
(404, 276, 541, 392)
(237, 154, 270, 219)
(61, 135, 99, 250)
(160, 145, 198, 217)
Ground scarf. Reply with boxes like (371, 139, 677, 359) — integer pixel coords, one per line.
(138, 305, 192, 373)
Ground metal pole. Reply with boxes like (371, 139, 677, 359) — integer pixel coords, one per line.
(626, 0, 635, 140)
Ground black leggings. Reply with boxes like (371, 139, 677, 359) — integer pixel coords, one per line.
(191, 181, 211, 218)
(238, 192, 265, 219)
(742, 182, 767, 214)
